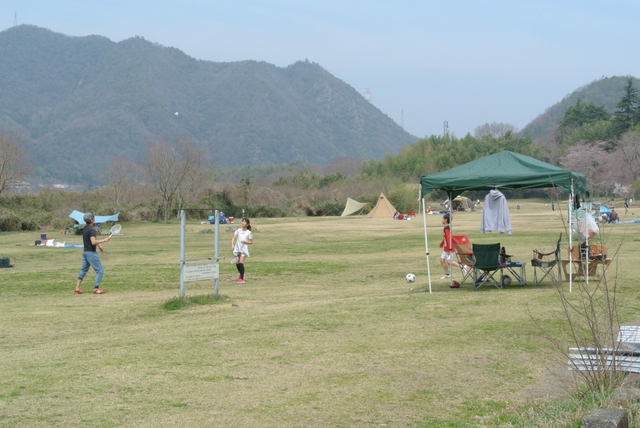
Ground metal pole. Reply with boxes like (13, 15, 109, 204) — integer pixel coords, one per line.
(214, 209, 219, 295)
(448, 191, 453, 288)
(569, 183, 573, 293)
(180, 209, 186, 299)
(422, 197, 432, 293)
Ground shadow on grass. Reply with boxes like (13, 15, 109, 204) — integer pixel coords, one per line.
(163, 294, 230, 311)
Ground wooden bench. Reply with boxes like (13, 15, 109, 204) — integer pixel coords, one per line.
(561, 245, 611, 281)
(569, 326, 640, 373)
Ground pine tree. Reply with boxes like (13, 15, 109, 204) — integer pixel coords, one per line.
(613, 77, 640, 135)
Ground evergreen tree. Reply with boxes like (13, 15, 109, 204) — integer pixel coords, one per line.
(613, 77, 640, 134)
(560, 98, 611, 130)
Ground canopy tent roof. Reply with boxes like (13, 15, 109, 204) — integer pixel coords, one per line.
(69, 210, 120, 225)
(341, 198, 372, 217)
(420, 151, 589, 199)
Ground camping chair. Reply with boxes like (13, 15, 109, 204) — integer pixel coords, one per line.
(452, 235, 474, 285)
(531, 232, 562, 286)
(471, 243, 503, 290)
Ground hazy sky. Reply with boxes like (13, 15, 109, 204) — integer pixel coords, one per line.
(3, 1, 639, 138)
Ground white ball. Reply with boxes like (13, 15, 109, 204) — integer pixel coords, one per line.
(406, 273, 416, 283)
(175, 112, 179, 116)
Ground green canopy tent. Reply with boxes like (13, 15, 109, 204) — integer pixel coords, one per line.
(419, 151, 589, 293)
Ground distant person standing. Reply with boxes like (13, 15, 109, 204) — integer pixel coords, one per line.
(74, 212, 111, 294)
(551, 202, 555, 211)
(231, 218, 253, 284)
(625, 199, 629, 215)
(516, 201, 520, 210)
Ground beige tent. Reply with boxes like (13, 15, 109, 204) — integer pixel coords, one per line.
(452, 196, 474, 211)
(366, 193, 398, 218)
(341, 198, 372, 216)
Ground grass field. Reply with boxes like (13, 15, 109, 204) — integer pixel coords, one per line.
(1, 200, 640, 427)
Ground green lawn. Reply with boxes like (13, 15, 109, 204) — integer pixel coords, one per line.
(1, 201, 639, 427)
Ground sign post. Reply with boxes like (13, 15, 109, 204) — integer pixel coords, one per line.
(179, 209, 221, 300)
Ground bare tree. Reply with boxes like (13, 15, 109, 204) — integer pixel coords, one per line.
(144, 136, 209, 223)
(321, 157, 362, 179)
(473, 122, 517, 139)
(0, 133, 32, 196)
(105, 156, 141, 209)
(560, 142, 611, 196)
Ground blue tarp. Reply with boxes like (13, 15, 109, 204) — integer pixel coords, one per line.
(69, 210, 120, 225)
(600, 206, 612, 215)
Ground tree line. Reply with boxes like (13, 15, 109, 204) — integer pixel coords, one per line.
(2, 79, 640, 231)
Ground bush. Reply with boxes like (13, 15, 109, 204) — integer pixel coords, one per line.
(0, 211, 38, 231)
(388, 188, 420, 213)
(245, 205, 287, 218)
(0, 212, 22, 231)
(306, 201, 344, 216)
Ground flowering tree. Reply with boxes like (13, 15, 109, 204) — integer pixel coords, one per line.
(560, 142, 611, 196)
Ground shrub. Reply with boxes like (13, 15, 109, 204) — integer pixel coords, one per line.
(245, 205, 287, 218)
(0, 212, 22, 231)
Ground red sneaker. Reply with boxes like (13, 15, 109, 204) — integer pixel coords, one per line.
(74, 289, 83, 295)
(93, 288, 106, 294)
(237, 279, 245, 284)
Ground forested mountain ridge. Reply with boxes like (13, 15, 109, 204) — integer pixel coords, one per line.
(0, 25, 416, 185)
(521, 76, 640, 141)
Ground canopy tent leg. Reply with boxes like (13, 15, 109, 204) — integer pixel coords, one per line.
(448, 191, 454, 288)
(569, 182, 573, 293)
(422, 198, 432, 293)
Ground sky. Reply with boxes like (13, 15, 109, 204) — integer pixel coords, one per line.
(3, 1, 640, 138)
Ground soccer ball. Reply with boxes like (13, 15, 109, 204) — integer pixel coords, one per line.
(501, 275, 512, 287)
(405, 273, 416, 283)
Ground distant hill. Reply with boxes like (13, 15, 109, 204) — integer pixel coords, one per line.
(0, 25, 416, 186)
(521, 75, 640, 141)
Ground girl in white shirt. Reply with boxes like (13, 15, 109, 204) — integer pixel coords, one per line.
(231, 218, 253, 283)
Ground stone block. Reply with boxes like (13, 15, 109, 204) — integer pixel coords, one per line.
(582, 408, 628, 428)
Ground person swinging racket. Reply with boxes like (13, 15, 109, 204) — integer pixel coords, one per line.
(74, 211, 111, 294)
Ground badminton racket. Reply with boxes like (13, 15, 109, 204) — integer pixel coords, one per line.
(109, 224, 121, 236)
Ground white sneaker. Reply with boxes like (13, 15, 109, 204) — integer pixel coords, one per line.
(440, 274, 451, 279)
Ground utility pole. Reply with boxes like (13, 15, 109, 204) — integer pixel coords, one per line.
(364, 88, 372, 103)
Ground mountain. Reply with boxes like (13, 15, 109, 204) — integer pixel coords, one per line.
(0, 25, 416, 185)
(521, 75, 640, 141)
